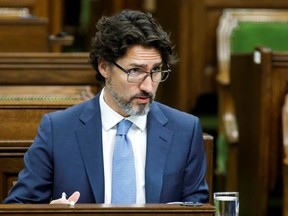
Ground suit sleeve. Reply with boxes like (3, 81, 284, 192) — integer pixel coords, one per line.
(181, 117, 209, 203)
(3, 114, 54, 203)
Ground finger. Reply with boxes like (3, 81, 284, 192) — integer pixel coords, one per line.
(50, 198, 70, 204)
(68, 191, 80, 203)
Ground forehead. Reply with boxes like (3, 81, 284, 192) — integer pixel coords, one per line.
(121, 45, 162, 63)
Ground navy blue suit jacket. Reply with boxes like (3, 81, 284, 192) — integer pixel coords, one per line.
(3, 93, 209, 204)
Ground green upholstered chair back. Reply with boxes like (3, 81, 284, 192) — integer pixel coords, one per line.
(217, 9, 288, 84)
(216, 9, 288, 178)
(231, 22, 288, 53)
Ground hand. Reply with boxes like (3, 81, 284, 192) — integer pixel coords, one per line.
(50, 191, 80, 205)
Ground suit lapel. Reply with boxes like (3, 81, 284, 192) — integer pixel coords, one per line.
(74, 98, 173, 204)
(75, 95, 105, 203)
(145, 103, 173, 203)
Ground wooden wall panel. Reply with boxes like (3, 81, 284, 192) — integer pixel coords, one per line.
(0, 152, 26, 201)
(0, 0, 63, 35)
(173, 0, 288, 112)
(230, 48, 288, 216)
(0, 19, 49, 52)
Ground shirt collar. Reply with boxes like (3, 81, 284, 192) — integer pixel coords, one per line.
(99, 88, 147, 132)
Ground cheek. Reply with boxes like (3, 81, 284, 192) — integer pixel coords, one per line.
(110, 75, 135, 96)
(152, 83, 160, 93)
(109, 72, 125, 88)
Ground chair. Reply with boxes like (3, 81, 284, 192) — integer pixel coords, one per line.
(216, 9, 288, 191)
(229, 47, 288, 216)
(216, 9, 288, 216)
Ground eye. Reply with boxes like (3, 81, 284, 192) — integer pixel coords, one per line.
(151, 66, 162, 73)
(127, 68, 144, 76)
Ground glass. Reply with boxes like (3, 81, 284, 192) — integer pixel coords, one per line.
(214, 192, 239, 216)
(111, 61, 171, 83)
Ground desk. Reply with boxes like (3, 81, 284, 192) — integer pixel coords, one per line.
(0, 204, 215, 216)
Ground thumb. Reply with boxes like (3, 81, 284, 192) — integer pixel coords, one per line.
(68, 191, 80, 203)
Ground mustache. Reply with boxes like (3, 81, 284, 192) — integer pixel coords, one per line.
(133, 91, 153, 98)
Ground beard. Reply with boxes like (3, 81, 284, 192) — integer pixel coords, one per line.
(106, 78, 155, 116)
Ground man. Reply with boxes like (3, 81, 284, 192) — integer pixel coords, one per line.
(3, 9, 209, 204)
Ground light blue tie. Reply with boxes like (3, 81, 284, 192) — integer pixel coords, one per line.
(112, 119, 136, 203)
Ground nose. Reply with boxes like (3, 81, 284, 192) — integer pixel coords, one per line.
(139, 75, 154, 93)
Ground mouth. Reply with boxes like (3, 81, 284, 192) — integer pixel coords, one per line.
(132, 91, 153, 105)
(135, 96, 150, 104)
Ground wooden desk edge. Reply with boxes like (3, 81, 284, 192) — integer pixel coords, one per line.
(0, 203, 215, 213)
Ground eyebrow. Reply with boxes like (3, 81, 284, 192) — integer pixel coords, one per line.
(129, 62, 163, 69)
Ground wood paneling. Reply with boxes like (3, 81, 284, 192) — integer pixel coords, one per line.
(0, 0, 65, 52)
(284, 163, 288, 216)
(0, 51, 100, 201)
(0, 19, 49, 52)
(230, 47, 288, 216)
(0, 90, 93, 201)
(173, 0, 288, 112)
(203, 133, 214, 204)
(0, 52, 98, 89)
(0, 0, 63, 35)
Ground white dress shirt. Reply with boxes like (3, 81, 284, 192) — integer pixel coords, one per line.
(99, 89, 147, 204)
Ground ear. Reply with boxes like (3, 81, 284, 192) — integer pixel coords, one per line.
(98, 58, 110, 79)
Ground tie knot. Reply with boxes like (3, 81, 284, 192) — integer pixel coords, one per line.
(117, 119, 132, 136)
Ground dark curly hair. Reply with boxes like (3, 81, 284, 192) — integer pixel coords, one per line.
(90, 9, 177, 83)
